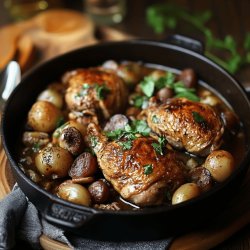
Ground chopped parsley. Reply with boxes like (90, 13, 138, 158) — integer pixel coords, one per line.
(152, 115, 160, 123)
(105, 120, 151, 151)
(95, 84, 110, 100)
(56, 117, 65, 128)
(75, 83, 90, 98)
(53, 122, 68, 138)
(132, 95, 149, 108)
(192, 111, 206, 123)
(90, 136, 98, 147)
(32, 142, 40, 153)
(140, 76, 155, 97)
(118, 140, 133, 150)
(152, 136, 166, 155)
(144, 164, 153, 175)
(139, 72, 200, 101)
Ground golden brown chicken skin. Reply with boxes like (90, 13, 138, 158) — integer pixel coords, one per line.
(65, 68, 128, 124)
(87, 123, 186, 207)
(145, 98, 224, 156)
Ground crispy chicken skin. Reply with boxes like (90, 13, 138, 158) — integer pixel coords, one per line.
(145, 98, 224, 156)
(87, 123, 186, 206)
(65, 68, 128, 122)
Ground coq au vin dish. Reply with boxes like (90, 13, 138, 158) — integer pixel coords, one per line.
(18, 60, 245, 210)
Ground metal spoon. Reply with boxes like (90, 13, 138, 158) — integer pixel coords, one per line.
(0, 61, 21, 110)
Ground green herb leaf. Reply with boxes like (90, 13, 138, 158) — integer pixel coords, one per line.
(244, 33, 250, 50)
(56, 117, 65, 128)
(152, 115, 160, 123)
(140, 76, 155, 97)
(146, 3, 250, 74)
(152, 136, 166, 155)
(90, 136, 98, 148)
(192, 111, 206, 123)
(175, 92, 200, 102)
(95, 84, 110, 100)
(32, 142, 40, 153)
(118, 140, 133, 150)
(132, 120, 151, 136)
(105, 129, 124, 140)
(132, 95, 149, 108)
(144, 164, 153, 175)
(105, 120, 151, 146)
(83, 83, 90, 89)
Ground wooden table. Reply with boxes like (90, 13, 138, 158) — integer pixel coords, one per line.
(0, 0, 249, 249)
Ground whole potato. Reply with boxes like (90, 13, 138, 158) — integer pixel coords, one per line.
(204, 150, 235, 182)
(28, 101, 62, 132)
(35, 146, 73, 178)
(172, 183, 201, 205)
(37, 89, 63, 109)
(57, 181, 91, 206)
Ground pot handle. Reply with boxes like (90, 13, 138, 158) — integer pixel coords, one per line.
(44, 203, 96, 228)
(166, 34, 204, 54)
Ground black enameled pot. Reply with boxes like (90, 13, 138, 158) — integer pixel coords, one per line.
(2, 35, 250, 241)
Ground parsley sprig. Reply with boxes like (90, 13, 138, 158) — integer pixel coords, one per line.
(146, 3, 250, 74)
(105, 120, 151, 150)
(144, 164, 153, 175)
(95, 84, 110, 100)
(192, 111, 206, 123)
(151, 136, 166, 155)
(75, 83, 110, 100)
(139, 72, 200, 102)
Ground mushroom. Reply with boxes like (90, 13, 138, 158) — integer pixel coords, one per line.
(58, 127, 84, 155)
(88, 179, 110, 204)
(178, 68, 197, 88)
(69, 152, 98, 179)
(104, 114, 129, 132)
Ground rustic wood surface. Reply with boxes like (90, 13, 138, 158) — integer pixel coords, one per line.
(0, 0, 250, 249)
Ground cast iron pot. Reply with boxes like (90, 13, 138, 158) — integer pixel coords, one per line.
(2, 35, 250, 241)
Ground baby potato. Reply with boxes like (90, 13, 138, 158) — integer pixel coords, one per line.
(35, 146, 73, 178)
(57, 181, 91, 206)
(204, 150, 235, 182)
(172, 183, 201, 205)
(37, 89, 63, 109)
(28, 101, 62, 133)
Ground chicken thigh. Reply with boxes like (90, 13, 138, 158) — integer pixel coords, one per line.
(87, 123, 186, 207)
(145, 98, 224, 156)
(64, 68, 128, 124)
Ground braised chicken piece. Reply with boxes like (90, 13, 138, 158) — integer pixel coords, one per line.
(87, 123, 186, 207)
(145, 98, 224, 156)
(64, 68, 128, 125)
